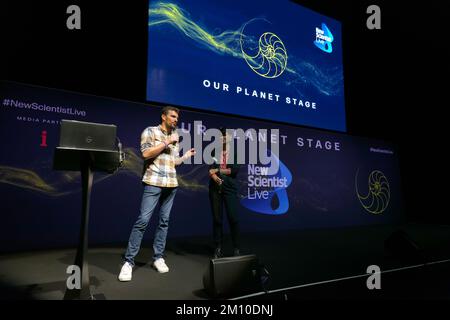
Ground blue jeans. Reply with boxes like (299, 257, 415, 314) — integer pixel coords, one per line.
(124, 185, 177, 266)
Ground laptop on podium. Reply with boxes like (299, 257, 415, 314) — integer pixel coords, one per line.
(54, 119, 120, 299)
(54, 120, 120, 172)
(59, 119, 117, 151)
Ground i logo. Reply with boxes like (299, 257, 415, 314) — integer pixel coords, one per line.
(40, 130, 48, 147)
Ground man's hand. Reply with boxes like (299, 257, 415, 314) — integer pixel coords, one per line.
(184, 148, 196, 158)
(174, 148, 196, 166)
(166, 135, 179, 146)
(209, 168, 219, 175)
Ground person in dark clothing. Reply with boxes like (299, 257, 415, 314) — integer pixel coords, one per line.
(208, 127, 240, 259)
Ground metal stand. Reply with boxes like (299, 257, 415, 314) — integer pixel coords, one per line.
(63, 152, 94, 300)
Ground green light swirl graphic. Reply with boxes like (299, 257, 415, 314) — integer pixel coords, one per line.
(148, 2, 345, 96)
(0, 166, 72, 196)
(0, 147, 207, 197)
(355, 169, 390, 215)
(149, 3, 288, 78)
(149, 3, 242, 58)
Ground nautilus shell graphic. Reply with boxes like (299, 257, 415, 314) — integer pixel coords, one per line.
(240, 23, 288, 78)
(355, 170, 390, 214)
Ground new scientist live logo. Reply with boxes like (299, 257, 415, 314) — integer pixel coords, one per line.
(314, 23, 334, 53)
(241, 151, 292, 215)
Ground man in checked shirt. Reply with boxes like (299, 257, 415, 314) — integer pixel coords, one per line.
(118, 106, 195, 281)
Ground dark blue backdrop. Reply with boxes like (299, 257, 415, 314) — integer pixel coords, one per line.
(146, 0, 346, 131)
(0, 81, 402, 252)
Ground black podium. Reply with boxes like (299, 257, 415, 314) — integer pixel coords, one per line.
(53, 120, 121, 300)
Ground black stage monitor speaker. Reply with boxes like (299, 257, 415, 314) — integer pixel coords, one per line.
(203, 254, 261, 298)
(59, 119, 117, 151)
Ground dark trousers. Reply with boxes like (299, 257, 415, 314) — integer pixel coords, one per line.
(209, 189, 240, 249)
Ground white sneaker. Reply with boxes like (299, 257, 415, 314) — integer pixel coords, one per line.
(118, 262, 133, 281)
(153, 258, 169, 273)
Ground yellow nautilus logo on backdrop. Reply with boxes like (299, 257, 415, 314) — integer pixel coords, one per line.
(355, 169, 390, 214)
(240, 22, 288, 79)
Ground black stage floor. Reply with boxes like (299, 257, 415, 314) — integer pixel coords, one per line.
(1, 223, 450, 300)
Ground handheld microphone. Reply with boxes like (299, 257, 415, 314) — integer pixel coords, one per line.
(170, 126, 179, 146)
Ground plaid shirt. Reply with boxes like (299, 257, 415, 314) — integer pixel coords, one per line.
(141, 125, 180, 188)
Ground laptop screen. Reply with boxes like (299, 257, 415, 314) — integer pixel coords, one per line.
(59, 120, 117, 151)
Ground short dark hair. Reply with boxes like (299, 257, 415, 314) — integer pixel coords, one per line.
(161, 106, 180, 116)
